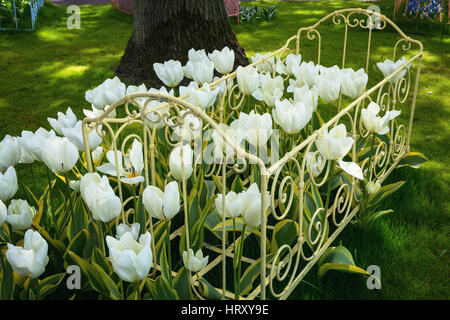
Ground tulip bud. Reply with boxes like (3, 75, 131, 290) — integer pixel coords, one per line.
(85, 77, 126, 109)
(183, 248, 208, 272)
(208, 47, 235, 75)
(153, 60, 184, 88)
(80, 173, 122, 222)
(367, 180, 381, 195)
(169, 144, 194, 180)
(240, 183, 270, 227)
(0, 135, 21, 172)
(142, 181, 180, 220)
(0, 166, 18, 203)
(6, 229, 49, 278)
(106, 231, 153, 282)
(236, 65, 260, 95)
(6, 199, 35, 231)
(40, 136, 79, 174)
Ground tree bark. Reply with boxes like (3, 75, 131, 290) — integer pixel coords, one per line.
(115, 0, 249, 86)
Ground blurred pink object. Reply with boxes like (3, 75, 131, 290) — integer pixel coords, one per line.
(224, 0, 240, 24)
(110, 0, 239, 23)
(111, 0, 133, 15)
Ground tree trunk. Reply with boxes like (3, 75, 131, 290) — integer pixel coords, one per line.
(115, 0, 249, 86)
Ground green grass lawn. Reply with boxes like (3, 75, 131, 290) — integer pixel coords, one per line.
(0, 0, 448, 299)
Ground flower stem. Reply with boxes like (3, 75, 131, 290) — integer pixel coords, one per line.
(367, 132, 376, 181)
(233, 218, 237, 299)
(324, 161, 336, 212)
(166, 219, 172, 286)
(236, 223, 247, 299)
(64, 173, 74, 218)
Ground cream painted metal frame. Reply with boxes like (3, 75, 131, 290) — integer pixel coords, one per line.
(82, 8, 423, 300)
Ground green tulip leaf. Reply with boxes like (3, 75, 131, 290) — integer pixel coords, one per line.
(67, 229, 88, 258)
(173, 267, 192, 300)
(197, 278, 221, 300)
(239, 253, 276, 296)
(0, 255, 15, 300)
(397, 151, 428, 169)
(270, 219, 298, 253)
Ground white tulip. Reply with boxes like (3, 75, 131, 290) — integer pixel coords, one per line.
(189, 59, 215, 85)
(231, 111, 272, 147)
(251, 52, 275, 73)
(97, 139, 144, 185)
(188, 48, 208, 62)
(18, 144, 35, 164)
(47, 107, 77, 135)
(6, 199, 35, 231)
(172, 110, 202, 142)
(297, 61, 319, 88)
(181, 83, 219, 109)
(183, 248, 208, 273)
(212, 123, 244, 160)
(85, 77, 126, 109)
(169, 144, 193, 180)
(91, 146, 104, 163)
(292, 85, 319, 111)
(126, 83, 148, 107)
(0, 166, 18, 202)
(208, 47, 235, 75)
(6, 229, 48, 278)
(106, 231, 152, 282)
(366, 180, 381, 195)
(305, 152, 325, 177)
(19, 128, 56, 162)
(315, 65, 342, 103)
(69, 180, 80, 192)
(0, 135, 21, 171)
(376, 56, 410, 83)
(153, 60, 184, 88)
(61, 120, 102, 152)
(116, 223, 140, 240)
(315, 124, 353, 161)
(215, 191, 242, 219)
(143, 87, 174, 130)
(83, 104, 117, 119)
(276, 54, 301, 76)
(240, 183, 270, 227)
(315, 124, 363, 180)
(0, 199, 7, 226)
(252, 73, 284, 107)
(341, 68, 368, 99)
(143, 181, 180, 220)
(80, 172, 122, 222)
(273, 99, 313, 135)
(236, 65, 260, 95)
(361, 102, 401, 135)
(40, 136, 79, 174)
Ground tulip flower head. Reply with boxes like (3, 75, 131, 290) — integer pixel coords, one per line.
(183, 248, 208, 273)
(80, 172, 122, 222)
(215, 191, 243, 219)
(0, 166, 18, 202)
(252, 73, 284, 107)
(61, 120, 102, 152)
(116, 223, 140, 240)
(169, 144, 194, 180)
(208, 47, 235, 75)
(0, 135, 21, 172)
(366, 180, 381, 195)
(231, 111, 273, 148)
(6, 199, 35, 231)
(273, 99, 313, 135)
(251, 52, 275, 73)
(341, 68, 368, 99)
(106, 231, 153, 282)
(361, 102, 401, 135)
(315, 124, 363, 180)
(0, 199, 7, 226)
(153, 60, 184, 88)
(97, 139, 145, 185)
(142, 181, 180, 220)
(240, 183, 271, 227)
(47, 107, 77, 135)
(19, 128, 57, 162)
(6, 229, 49, 278)
(40, 136, 79, 174)
(236, 65, 260, 95)
(376, 57, 410, 84)
(85, 76, 126, 109)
